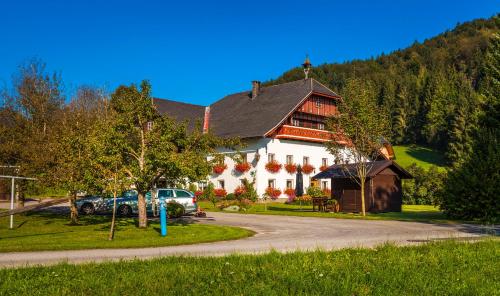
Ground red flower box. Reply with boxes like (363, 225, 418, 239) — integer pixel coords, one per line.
(284, 163, 297, 174)
(284, 188, 296, 198)
(265, 187, 281, 199)
(265, 160, 282, 173)
(235, 162, 251, 173)
(214, 188, 227, 198)
(302, 163, 315, 174)
(213, 163, 227, 174)
(320, 165, 329, 172)
(194, 190, 203, 197)
(234, 186, 246, 196)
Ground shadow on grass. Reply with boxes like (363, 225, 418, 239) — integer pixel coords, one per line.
(1, 230, 74, 239)
(266, 206, 313, 213)
(404, 146, 446, 167)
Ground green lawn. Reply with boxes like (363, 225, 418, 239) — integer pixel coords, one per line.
(393, 145, 447, 169)
(0, 212, 253, 252)
(1, 240, 498, 295)
(199, 202, 457, 223)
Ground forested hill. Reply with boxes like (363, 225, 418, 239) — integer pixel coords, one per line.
(267, 15, 499, 164)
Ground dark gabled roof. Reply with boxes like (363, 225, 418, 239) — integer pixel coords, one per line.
(312, 160, 413, 179)
(153, 78, 340, 138)
(152, 98, 205, 130)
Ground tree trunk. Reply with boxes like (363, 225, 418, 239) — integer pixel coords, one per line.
(137, 191, 148, 228)
(16, 186, 25, 208)
(69, 192, 79, 224)
(360, 178, 366, 216)
(109, 190, 118, 240)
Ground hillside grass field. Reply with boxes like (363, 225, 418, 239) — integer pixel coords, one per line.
(0, 212, 253, 252)
(1, 240, 498, 295)
(393, 145, 447, 169)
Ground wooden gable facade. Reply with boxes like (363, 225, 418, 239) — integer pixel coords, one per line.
(268, 92, 343, 143)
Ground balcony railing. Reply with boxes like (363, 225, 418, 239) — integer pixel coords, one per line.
(274, 125, 347, 144)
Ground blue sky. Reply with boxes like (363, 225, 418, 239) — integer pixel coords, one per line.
(0, 0, 498, 105)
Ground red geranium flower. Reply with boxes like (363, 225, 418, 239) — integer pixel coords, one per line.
(265, 187, 281, 199)
(302, 163, 315, 174)
(194, 190, 203, 197)
(284, 163, 297, 174)
(214, 188, 227, 197)
(320, 165, 329, 172)
(284, 188, 296, 198)
(213, 163, 227, 174)
(235, 162, 251, 173)
(265, 160, 282, 173)
(234, 186, 246, 196)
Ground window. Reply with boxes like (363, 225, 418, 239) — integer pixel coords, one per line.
(240, 153, 247, 163)
(316, 98, 321, 108)
(286, 179, 294, 189)
(292, 118, 300, 126)
(218, 180, 225, 189)
(174, 190, 191, 198)
(286, 155, 293, 165)
(239, 179, 245, 186)
(146, 121, 153, 131)
(318, 123, 325, 130)
(321, 181, 328, 190)
(268, 179, 276, 188)
(303, 156, 309, 165)
(268, 153, 275, 162)
(322, 158, 328, 167)
(198, 181, 207, 190)
(158, 190, 173, 198)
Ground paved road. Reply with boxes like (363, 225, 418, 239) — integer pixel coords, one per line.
(0, 212, 491, 267)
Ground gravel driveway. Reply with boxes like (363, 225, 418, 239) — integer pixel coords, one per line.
(0, 211, 492, 267)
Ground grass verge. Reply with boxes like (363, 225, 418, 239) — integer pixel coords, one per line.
(0, 212, 253, 252)
(199, 202, 461, 223)
(0, 240, 498, 295)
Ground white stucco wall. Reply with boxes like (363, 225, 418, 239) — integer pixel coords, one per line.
(206, 138, 349, 198)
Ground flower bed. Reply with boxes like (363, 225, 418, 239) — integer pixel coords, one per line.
(302, 163, 315, 174)
(284, 163, 297, 174)
(265, 160, 282, 173)
(213, 163, 227, 174)
(214, 188, 227, 198)
(265, 187, 282, 199)
(235, 162, 251, 173)
(234, 186, 246, 197)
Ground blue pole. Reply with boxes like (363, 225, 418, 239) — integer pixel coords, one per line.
(160, 201, 167, 236)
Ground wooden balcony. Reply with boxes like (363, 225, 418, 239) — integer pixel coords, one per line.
(274, 125, 347, 144)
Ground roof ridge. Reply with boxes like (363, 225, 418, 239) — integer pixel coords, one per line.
(153, 97, 206, 108)
(311, 78, 339, 96)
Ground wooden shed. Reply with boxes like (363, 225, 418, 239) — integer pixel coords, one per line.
(313, 160, 412, 213)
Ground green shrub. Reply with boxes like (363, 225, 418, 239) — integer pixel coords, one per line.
(167, 201, 185, 218)
(225, 193, 236, 200)
(239, 178, 258, 202)
(402, 164, 446, 205)
(306, 186, 326, 198)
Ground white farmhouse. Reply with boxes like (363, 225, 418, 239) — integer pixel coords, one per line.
(154, 76, 351, 198)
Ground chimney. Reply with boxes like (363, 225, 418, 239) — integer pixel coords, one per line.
(251, 81, 261, 99)
(203, 106, 210, 133)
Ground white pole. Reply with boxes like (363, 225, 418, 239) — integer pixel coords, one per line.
(10, 177, 14, 229)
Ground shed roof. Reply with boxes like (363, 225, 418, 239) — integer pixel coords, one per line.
(312, 160, 413, 179)
(153, 78, 339, 138)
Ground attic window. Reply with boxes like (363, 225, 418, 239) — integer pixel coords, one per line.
(315, 99, 321, 108)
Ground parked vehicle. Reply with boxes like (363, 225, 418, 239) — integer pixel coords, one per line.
(76, 188, 197, 217)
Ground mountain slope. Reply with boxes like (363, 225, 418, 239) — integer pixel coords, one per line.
(267, 15, 499, 164)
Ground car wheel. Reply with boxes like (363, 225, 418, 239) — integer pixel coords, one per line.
(80, 203, 95, 215)
(118, 205, 132, 217)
